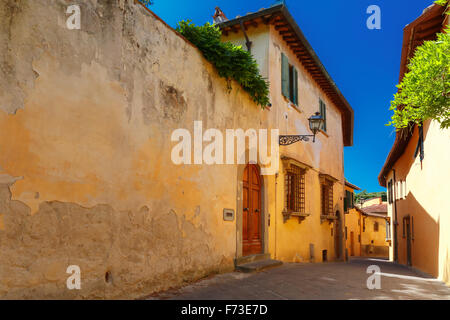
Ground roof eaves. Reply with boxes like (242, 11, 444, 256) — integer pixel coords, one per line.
(218, 4, 354, 147)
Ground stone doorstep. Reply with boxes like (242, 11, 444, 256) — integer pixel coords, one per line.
(234, 253, 271, 266)
(235, 259, 283, 273)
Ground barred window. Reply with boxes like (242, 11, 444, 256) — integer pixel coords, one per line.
(285, 165, 306, 213)
(321, 181, 333, 216)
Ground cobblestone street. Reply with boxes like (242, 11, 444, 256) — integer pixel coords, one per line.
(147, 258, 450, 300)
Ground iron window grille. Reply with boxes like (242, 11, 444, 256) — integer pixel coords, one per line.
(285, 165, 306, 213)
(321, 181, 333, 216)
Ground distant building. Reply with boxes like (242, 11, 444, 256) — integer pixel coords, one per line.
(360, 204, 389, 258)
(357, 196, 385, 209)
(344, 181, 361, 258)
(344, 182, 389, 259)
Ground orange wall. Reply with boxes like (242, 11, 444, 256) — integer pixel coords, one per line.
(385, 120, 450, 284)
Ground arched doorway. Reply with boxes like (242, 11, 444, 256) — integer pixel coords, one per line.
(242, 164, 262, 256)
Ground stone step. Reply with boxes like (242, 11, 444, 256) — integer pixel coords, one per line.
(235, 259, 283, 273)
(234, 253, 271, 266)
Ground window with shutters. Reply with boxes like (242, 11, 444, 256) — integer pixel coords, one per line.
(285, 165, 305, 213)
(374, 221, 379, 232)
(319, 99, 327, 132)
(387, 179, 393, 204)
(344, 190, 355, 212)
(281, 52, 298, 105)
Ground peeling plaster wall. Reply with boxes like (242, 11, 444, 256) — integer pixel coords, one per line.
(0, 0, 271, 298)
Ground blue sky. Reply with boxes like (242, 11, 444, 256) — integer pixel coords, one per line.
(149, 0, 436, 193)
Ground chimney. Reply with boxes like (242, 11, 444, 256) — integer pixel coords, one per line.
(213, 7, 228, 24)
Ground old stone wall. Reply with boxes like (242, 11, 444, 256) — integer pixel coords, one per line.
(0, 0, 267, 298)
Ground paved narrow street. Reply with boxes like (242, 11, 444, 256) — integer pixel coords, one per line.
(147, 258, 450, 300)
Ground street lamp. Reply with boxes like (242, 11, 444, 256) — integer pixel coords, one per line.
(279, 112, 324, 146)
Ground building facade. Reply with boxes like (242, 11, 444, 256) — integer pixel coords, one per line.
(378, 3, 450, 284)
(219, 3, 354, 265)
(0, 1, 353, 298)
(344, 183, 389, 259)
(344, 181, 361, 258)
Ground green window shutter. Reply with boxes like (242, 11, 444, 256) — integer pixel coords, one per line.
(281, 53, 290, 99)
(319, 99, 327, 132)
(344, 192, 348, 212)
(351, 192, 354, 208)
(293, 67, 298, 105)
(319, 100, 324, 130)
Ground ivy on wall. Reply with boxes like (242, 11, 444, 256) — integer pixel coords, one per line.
(176, 21, 270, 108)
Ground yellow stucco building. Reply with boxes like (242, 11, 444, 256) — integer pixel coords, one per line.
(0, 1, 354, 298)
(344, 183, 389, 259)
(344, 181, 361, 258)
(379, 3, 450, 284)
(219, 4, 354, 266)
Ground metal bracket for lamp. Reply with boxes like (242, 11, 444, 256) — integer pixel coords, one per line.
(279, 135, 316, 146)
(278, 112, 324, 146)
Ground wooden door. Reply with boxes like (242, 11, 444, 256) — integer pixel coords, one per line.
(242, 164, 262, 256)
(350, 232, 355, 256)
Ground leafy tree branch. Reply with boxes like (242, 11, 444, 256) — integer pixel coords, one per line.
(388, 1, 450, 129)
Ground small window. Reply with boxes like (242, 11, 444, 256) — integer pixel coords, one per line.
(319, 99, 327, 132)
(358, 234, 361, 243)
(344, 190, 354, 212)
(285, 165, 306, 213)
(281, 53, 298, 105)
(387, 180, 393, 204)
(374, 222, 379, 232)
(345, 227, 348, 240)
(321, 181, 333, 216)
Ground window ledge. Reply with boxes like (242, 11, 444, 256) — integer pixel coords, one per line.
(282, 211, 310, 224)
(282, 95, 301, 111)
(320, 214, 337, 224)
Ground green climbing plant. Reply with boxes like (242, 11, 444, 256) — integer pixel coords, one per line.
(176, 20, 270, 108)
(388, 1, 450, 129)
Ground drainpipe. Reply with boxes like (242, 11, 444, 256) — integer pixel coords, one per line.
(239, 21, 252, 52)
(392, 169, 399, 263)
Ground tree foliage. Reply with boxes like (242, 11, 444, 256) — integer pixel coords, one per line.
(388, 2, 450, 129)
(355, 190, 387, 205)
(176, 21, 270, 107)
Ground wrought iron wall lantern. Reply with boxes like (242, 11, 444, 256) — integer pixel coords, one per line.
(279, 112, 324, 146)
